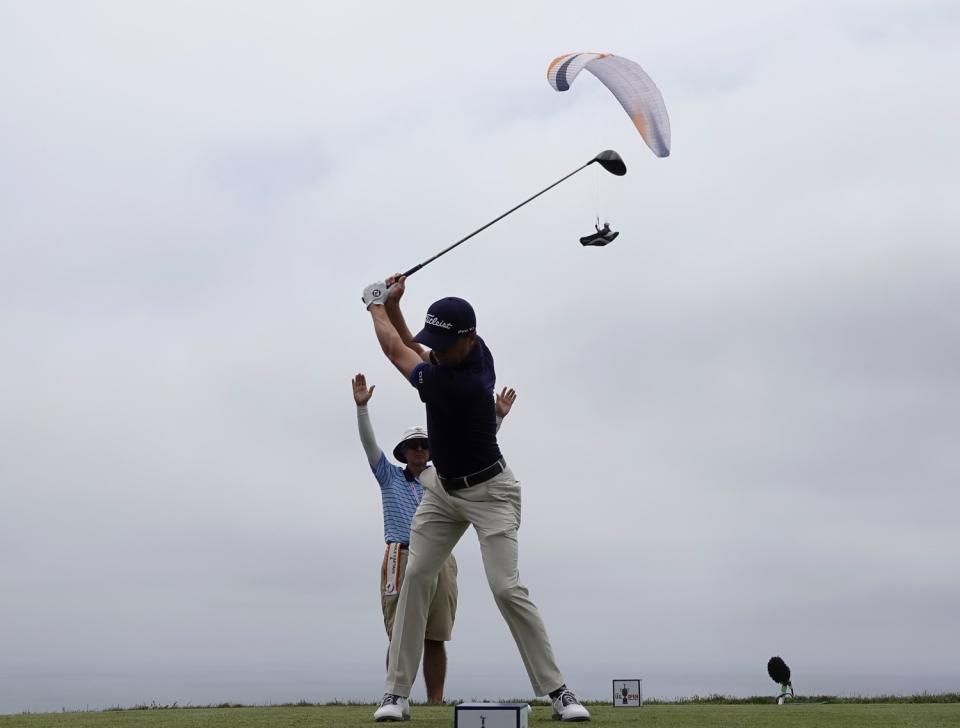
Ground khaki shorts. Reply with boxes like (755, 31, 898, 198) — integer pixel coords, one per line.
(381, 543, 458, 642)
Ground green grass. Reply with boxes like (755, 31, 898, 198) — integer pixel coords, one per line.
(3, 701, 960, 728)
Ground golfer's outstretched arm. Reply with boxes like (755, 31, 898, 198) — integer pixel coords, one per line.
(352, 374, 382, 468)
(385, 274, 431, 364)
(369, 306, 422, 379)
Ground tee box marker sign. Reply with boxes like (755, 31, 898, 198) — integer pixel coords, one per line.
(613, 678, 643, 707)
(454, 702, 531, 727)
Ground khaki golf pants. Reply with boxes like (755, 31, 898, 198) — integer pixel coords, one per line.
(385, 464, 565, 698)
(381, 543, 458, 642)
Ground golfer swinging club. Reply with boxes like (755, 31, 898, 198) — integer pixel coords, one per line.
(352, 373, 517, 704)
(362, 275, 590, 722)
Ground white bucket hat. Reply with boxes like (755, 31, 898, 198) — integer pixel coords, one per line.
(393, 426, 430, 463)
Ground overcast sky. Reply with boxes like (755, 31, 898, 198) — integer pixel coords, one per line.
(2, 0, 959, 714)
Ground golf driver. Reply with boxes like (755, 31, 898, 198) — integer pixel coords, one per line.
(398, 150, 626, 280)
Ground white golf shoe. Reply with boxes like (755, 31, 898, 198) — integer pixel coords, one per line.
(551, 688, 591, 722)
(373, 693, 410, 722)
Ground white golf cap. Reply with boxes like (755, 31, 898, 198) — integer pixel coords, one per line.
(393, 426, 429, 463)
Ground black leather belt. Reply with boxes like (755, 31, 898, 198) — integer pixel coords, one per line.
(439, 458, 506, 491)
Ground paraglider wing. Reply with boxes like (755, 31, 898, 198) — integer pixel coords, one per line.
(548, 52, 605, 92)
(548, 52, 671, 158)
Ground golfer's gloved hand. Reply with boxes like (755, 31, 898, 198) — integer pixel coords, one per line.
(362, 281, 389, 309)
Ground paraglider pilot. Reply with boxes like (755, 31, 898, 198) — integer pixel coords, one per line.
(580, 221, 619, 247)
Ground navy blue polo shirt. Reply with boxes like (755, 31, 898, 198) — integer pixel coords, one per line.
(409, 336, 503, 479)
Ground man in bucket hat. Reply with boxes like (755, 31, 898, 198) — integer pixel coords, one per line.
(352, 372, 517, 704)
(362, 275, 591, 722)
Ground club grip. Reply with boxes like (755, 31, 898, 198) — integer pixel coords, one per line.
(382, 264, 421, 291)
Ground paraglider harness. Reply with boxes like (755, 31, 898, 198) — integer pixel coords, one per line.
(580, 220, 619, 247)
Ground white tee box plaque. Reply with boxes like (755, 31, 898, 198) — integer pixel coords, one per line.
(454, 702, 531, 728)
(612, 678, 643, 707)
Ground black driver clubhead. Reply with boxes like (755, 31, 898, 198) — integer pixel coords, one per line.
(593, 149, 627, 176)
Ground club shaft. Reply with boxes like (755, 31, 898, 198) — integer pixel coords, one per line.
(401, 159, 596, 278)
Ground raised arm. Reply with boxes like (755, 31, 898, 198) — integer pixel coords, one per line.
(363, 281, 423, 379)
(495, 387, 517, 433)
(352, 373, 383, 468)
(385, 274, 431, 364)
